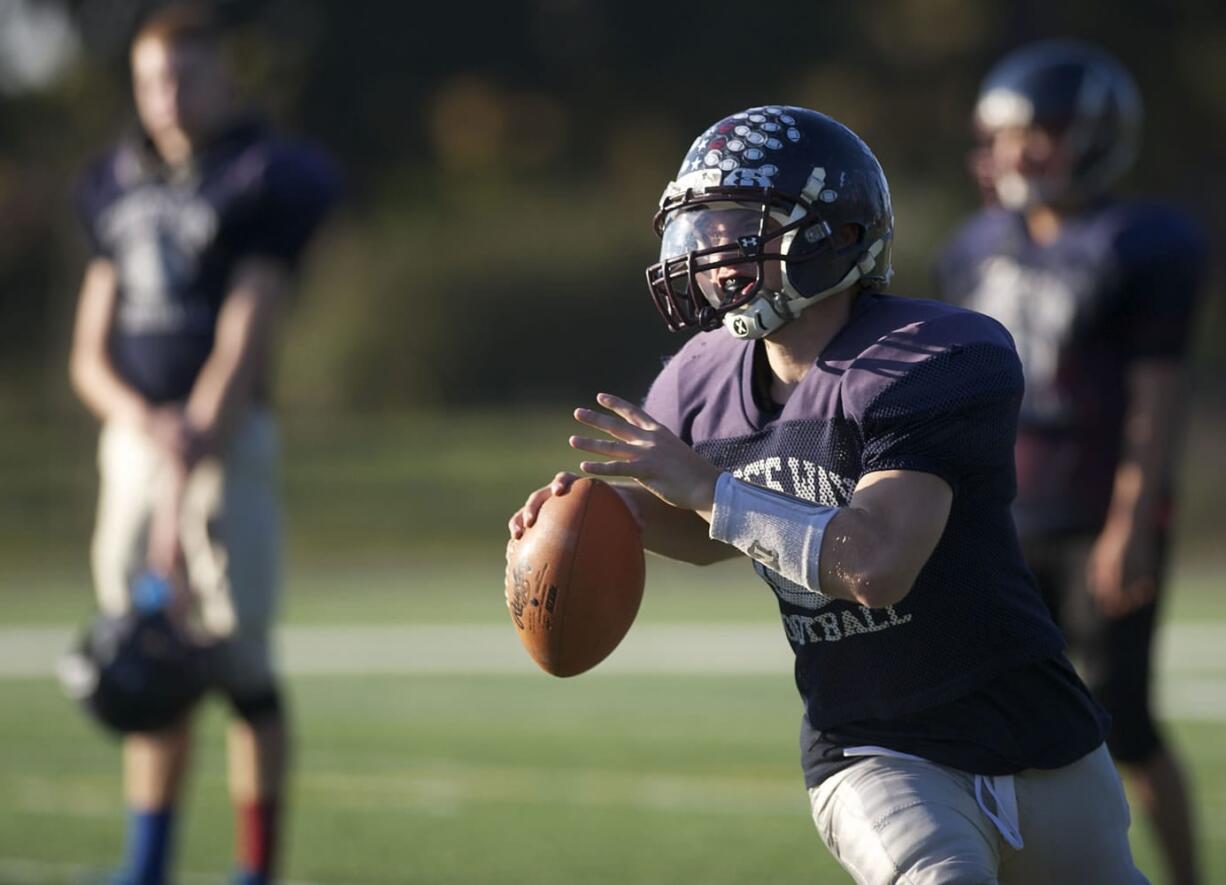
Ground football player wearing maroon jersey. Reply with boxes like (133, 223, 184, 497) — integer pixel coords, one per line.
(69, 5, 336, 883)
(509, 105, 1146, 883)
(937, 40, 1205, 885)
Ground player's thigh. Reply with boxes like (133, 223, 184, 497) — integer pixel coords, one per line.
(809, 757, 1000, 885)
(1086, 599, 1162, 762)
(91, 421, 163, 613)
(1057, 541, 1163, 762)
(182, 411, 282, 696)
(219, 412, 283, 631)
(183, 411, 282, 632)
(1003, 743, 1146, 884)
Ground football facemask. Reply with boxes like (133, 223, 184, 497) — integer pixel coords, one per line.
(649, 202, 799, 331)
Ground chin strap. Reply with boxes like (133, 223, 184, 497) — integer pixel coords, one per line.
(722, 238, 886, 339)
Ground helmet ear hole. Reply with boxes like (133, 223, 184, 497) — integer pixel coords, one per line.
(835, 223, 862, 250)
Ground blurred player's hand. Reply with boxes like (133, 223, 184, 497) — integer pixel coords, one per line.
(570, 393, 721, 517)
(1086, 520, 1159, 618)
(142, 404, 216, 468)
(143, 404, 193, 459)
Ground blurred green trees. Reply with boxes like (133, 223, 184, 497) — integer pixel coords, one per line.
(1, 0, 1222, 415)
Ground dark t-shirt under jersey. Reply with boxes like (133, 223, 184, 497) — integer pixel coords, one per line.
(643, 293, 1108, 787)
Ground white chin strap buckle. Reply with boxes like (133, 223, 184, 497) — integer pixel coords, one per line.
(722, 238, 886, 340)
(727, 314, 757, 338)
(723, 294, 788, 339)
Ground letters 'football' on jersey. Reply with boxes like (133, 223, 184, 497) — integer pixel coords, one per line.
(645, 294, 1065, 727)
(936, 201, 1206, 536)
(77, 118, 339, 403)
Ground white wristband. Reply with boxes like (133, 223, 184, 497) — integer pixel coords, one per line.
(709, 472, 837, 594)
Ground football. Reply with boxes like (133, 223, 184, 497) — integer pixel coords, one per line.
(506, 478, 645, 677)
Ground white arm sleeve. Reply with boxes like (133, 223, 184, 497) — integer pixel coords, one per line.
(708, 472, 837, 594)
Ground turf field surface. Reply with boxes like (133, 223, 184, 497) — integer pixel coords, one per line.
(1, 561, 1223, 884)
(2, 409, 1223, 882)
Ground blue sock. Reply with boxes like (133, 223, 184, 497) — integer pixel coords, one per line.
(119, 808, 175, 885)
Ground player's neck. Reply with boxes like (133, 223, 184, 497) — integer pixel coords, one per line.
(1024, 205, 1063, 245)
(150, 110, 234, 170)
(152, 130, 195, 168)
(762, 289, 854, 403)
(1026, 191, 1108, 244)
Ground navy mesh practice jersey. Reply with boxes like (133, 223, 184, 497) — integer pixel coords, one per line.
(77, 118, 338, 403)
(936, 202, 1206, 538)
(644, 294, 1107, 785)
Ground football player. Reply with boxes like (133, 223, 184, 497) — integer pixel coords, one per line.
(509, 106, 1148, 882)
(68, 5, 336, 883)
(935, 40, 1205, 885)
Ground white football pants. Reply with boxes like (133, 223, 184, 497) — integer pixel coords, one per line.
(91, 409, 282, 697)
(808, 742, 1146, 884)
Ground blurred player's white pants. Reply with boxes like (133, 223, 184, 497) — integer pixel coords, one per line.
(808, 742, 1146, 884)
(91, 409, 282, 696)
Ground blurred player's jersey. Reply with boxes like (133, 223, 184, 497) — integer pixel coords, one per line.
(644, 294, 1107, 783)
(936, 201, 1205, 538)
(77, 118, 338, 403)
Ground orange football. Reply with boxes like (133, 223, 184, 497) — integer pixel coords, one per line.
(506, 478, 645, 677)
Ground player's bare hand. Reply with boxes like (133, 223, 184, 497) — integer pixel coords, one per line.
(507, 472, 580, 541)
(1086, 520, 1158, 618)
(506, 472, 577, 610)
(570, 393, 720, 518)
(141, 405, 216, 469)
(143, 404, 193, 460)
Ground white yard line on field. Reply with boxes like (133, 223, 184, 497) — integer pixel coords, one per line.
(1, 623, 1224, 719)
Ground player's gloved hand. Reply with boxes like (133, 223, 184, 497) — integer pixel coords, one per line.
(570, 393, 721, 519)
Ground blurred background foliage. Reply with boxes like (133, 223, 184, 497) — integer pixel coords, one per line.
(0, 0, 1223, 563)
(3, 0, 1224, 408)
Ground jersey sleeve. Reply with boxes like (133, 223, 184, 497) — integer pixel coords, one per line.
(931, 210, 1004, 309)
(854, 320, 1024, 492)
(642, 351, 687, 442)
(237, 141, 340, 265)
(1114, 211, 1207, 362)
(932, 233, 971, 308)
(74, 157, 114, 258)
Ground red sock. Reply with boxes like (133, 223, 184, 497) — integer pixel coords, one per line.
(236, 799, 279, 877)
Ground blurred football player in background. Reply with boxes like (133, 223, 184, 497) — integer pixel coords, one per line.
(511, 106, 1147, 882)
(935, 40, 1205, 885)
(68, 4, 336, 883)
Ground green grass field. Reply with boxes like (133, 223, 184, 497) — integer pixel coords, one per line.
(2, 559, 1224, 884)
(1, 410, 1224, 883)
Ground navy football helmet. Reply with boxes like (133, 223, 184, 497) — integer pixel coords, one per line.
(646, 106, 893, 338)
(59, 577, 209, 734)
(975, 40, 1141, 210)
